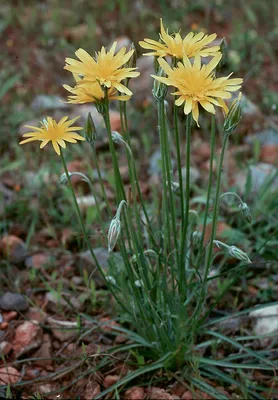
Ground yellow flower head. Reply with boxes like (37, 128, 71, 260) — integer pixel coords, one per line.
(64, 42, 140, 96)
(153, 54, 243, 126)
(19, 116, 85, 155)
(139, 19, 220, 59)
(64, 78, 130, 104)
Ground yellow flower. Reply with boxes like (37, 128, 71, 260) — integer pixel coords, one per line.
(152, 54, 243, 126)
(139, 19, 220, 59)
(64, 80, 130, 104)
(64, 42, 140, 96)
(19, 116, 85, 155)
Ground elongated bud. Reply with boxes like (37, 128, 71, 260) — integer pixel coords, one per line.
(127, 43, 137, 69)
(224, 92, 242, 134)
(192, 230, 202, 247)
(229, 246, 252, 264)
(214, 240, 252, 264)
(239, 202, 252, 223)
(153, 67, 168, 100)
(107, 217, 121, 253)
(112, 131, 125, 145)
(217, 39, 227, 70)
(170, 181, 181, 196)
(59, 172, 69, 185)
(153, 56, 160, 73)
(112, 131, 132, 156)
(85, 112, 97, 143)
(107, 200, 127, 252)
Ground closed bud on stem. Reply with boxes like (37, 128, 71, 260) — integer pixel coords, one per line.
(239, 202, 252, 224)
(192, 230, 202, 247)
(153, 56, 160, 74)
(214, 240, 252, 264)
(217, 39, 227, 70)
(153, 67, 168, 100)
(127, 43, 137, 70)
(107, 200, 127, 253)
(224, 92, 242, 134)
(85, 112, 97, 144)
(112, 131, 132, 156)
(229, 245, 252, 264)
(112, 131, 125, 145)
(107, 217, 121, 253)
(59, 172, 69, 185)
(170, 181, 180, 196)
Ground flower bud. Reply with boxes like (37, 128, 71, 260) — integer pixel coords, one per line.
(224, 92, 242, 134)
(153, 56, 160, 74)
(107, 217, 121, 253)
(153, 67, 168, 100)
(170, 181, 180, 196)
(59, 172, 72, 185)
(85, 112, 97, 144)
(239, 202, 252, 224)
(229, 246, 252, 264)
(192, 230, 202, 247)
(127, 43, 137, 70)
(216, 39, 227, 71)
(214, 240, 251, 264)
(112, 131, 125, 145)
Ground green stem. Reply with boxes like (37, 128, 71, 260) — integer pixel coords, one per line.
(198, 115, 216, 262)
(90, 143, 112, 219)
(194, 131, 230, 321)
(204, 132, 229, 278)
(60, 151, 130, 314)
(174, 104, 184, 228)
(180, 113, 192, 293)
(157, 99, 171, 256)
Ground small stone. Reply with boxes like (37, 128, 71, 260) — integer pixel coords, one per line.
(181, 391, 193, 400)
(45, 291, 81, 313)
(245, 129, 278, 146)
(0, 235, 27, 264)
(203, 221, 232, 245)
(0, 341, 12, 356)
(170, 382, 186, 397)
(148, 387, 173, 399)
(234, 163, 278, 195)
(111, 37, 132, 52)
(2, 311, 18, 322)
(124, 386, 145, 400)
(33, 334, 52, 366)
(260, 144, 278, 165)
(110, 110, 122, 132)
(25, 253, 52, 269)
(0, 367, 21, 384)
(103, 375, 120, 388)
(47, 317, 78, 341)
(84, 381, 101, 399)
(129, 56, 154, 105)
(0, 322, 8, 330)
(31, 95, 67, 111)
(24, 307, 46, 324)
(12, 320, 43, 358)
(0, 292, 29, 312)
(26, 368, 40, 379)
(75, 248, 109, 288)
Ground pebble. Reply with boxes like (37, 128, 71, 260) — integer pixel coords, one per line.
(0, 235, 27, 264)
(2, 311, 18, 322)
(103, 375, 120, 388)
(12, 320, 43, 358)
(124, 386, 145, 400)
(0, 292, 29, 312)
(0, 367, 21, 384)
